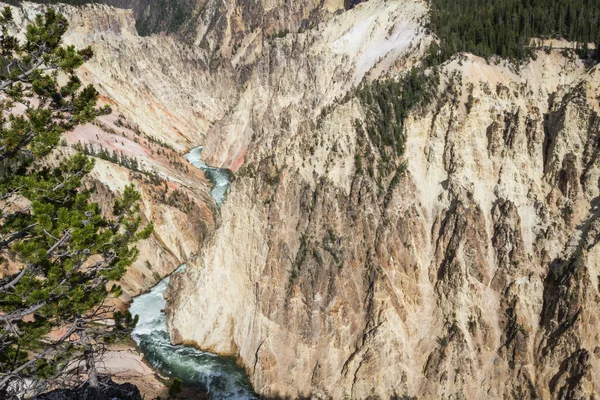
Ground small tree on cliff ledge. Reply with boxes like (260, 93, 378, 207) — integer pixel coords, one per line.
(0, 7, 152, 398)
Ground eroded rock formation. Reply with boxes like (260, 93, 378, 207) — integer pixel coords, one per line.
(165, 6, 600, 399)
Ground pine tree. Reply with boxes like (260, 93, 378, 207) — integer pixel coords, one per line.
(427, 0, 600, 65)
(0, 7, 152, 398)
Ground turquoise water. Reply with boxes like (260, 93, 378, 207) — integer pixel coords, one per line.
(129, 268, 256, 399)
(184, 147, 231, 206)
(129, 147, 256, 399)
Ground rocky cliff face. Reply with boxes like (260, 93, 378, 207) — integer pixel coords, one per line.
(169, 50, 600, 398)
(10, 0, 600, 398)
(164, 4, 600, 400)
(7, 3, 220, 303)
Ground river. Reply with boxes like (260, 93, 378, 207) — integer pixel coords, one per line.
(184, 147, 231, 206)
(128, 147, 256, 399)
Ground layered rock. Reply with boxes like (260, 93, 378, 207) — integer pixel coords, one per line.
(65, 112, 217, 304)
(165, 7, 600, 400)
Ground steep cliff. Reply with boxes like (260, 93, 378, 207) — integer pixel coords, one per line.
(164, 3, 600, 400)
(65, 112, 217, 305)
(6, 1, 219, 303)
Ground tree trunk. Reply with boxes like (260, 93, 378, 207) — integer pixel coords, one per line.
(78, 324, 100, 398)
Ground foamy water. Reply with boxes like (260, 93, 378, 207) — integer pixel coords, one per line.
(129, 148, 255, 399)
(129, 267, 256, 399)
(184, 147, 230, 206)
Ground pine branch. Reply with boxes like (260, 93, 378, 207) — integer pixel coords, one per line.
(77, 323, 99, 391)
(0, 266, 28, 292)
(46, 229, 71, 256)
(0, 59, 44, 91)
(0, 130, 35, 162)
(1, 302, 45, 322)
(0, 223, 37, 249)
(0, 319, 79, 390)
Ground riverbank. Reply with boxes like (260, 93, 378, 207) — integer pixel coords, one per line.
(121, 147, 255, 399)
(101, 343, 208, 399)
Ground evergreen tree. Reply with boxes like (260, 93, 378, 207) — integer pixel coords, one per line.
(428, 0, 600, 65)
(0, 7, 152, 398)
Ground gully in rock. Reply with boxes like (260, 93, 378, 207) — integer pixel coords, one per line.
(128, 148, 255, 399)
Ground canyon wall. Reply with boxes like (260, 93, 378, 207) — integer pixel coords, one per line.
(164, 1, 600, 399)
(6, 2, 222, 302)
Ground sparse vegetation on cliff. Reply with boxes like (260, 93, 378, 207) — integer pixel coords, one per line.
(0, 8, 151, 397)
(75, 142, 141, 171)
(353, 67, 439, 192)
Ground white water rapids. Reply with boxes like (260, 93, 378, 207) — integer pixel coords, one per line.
(184, 147, 231, 206)
(129, 147, 255, 399)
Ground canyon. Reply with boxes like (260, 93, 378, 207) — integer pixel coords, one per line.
(5, 0, 600, 398)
